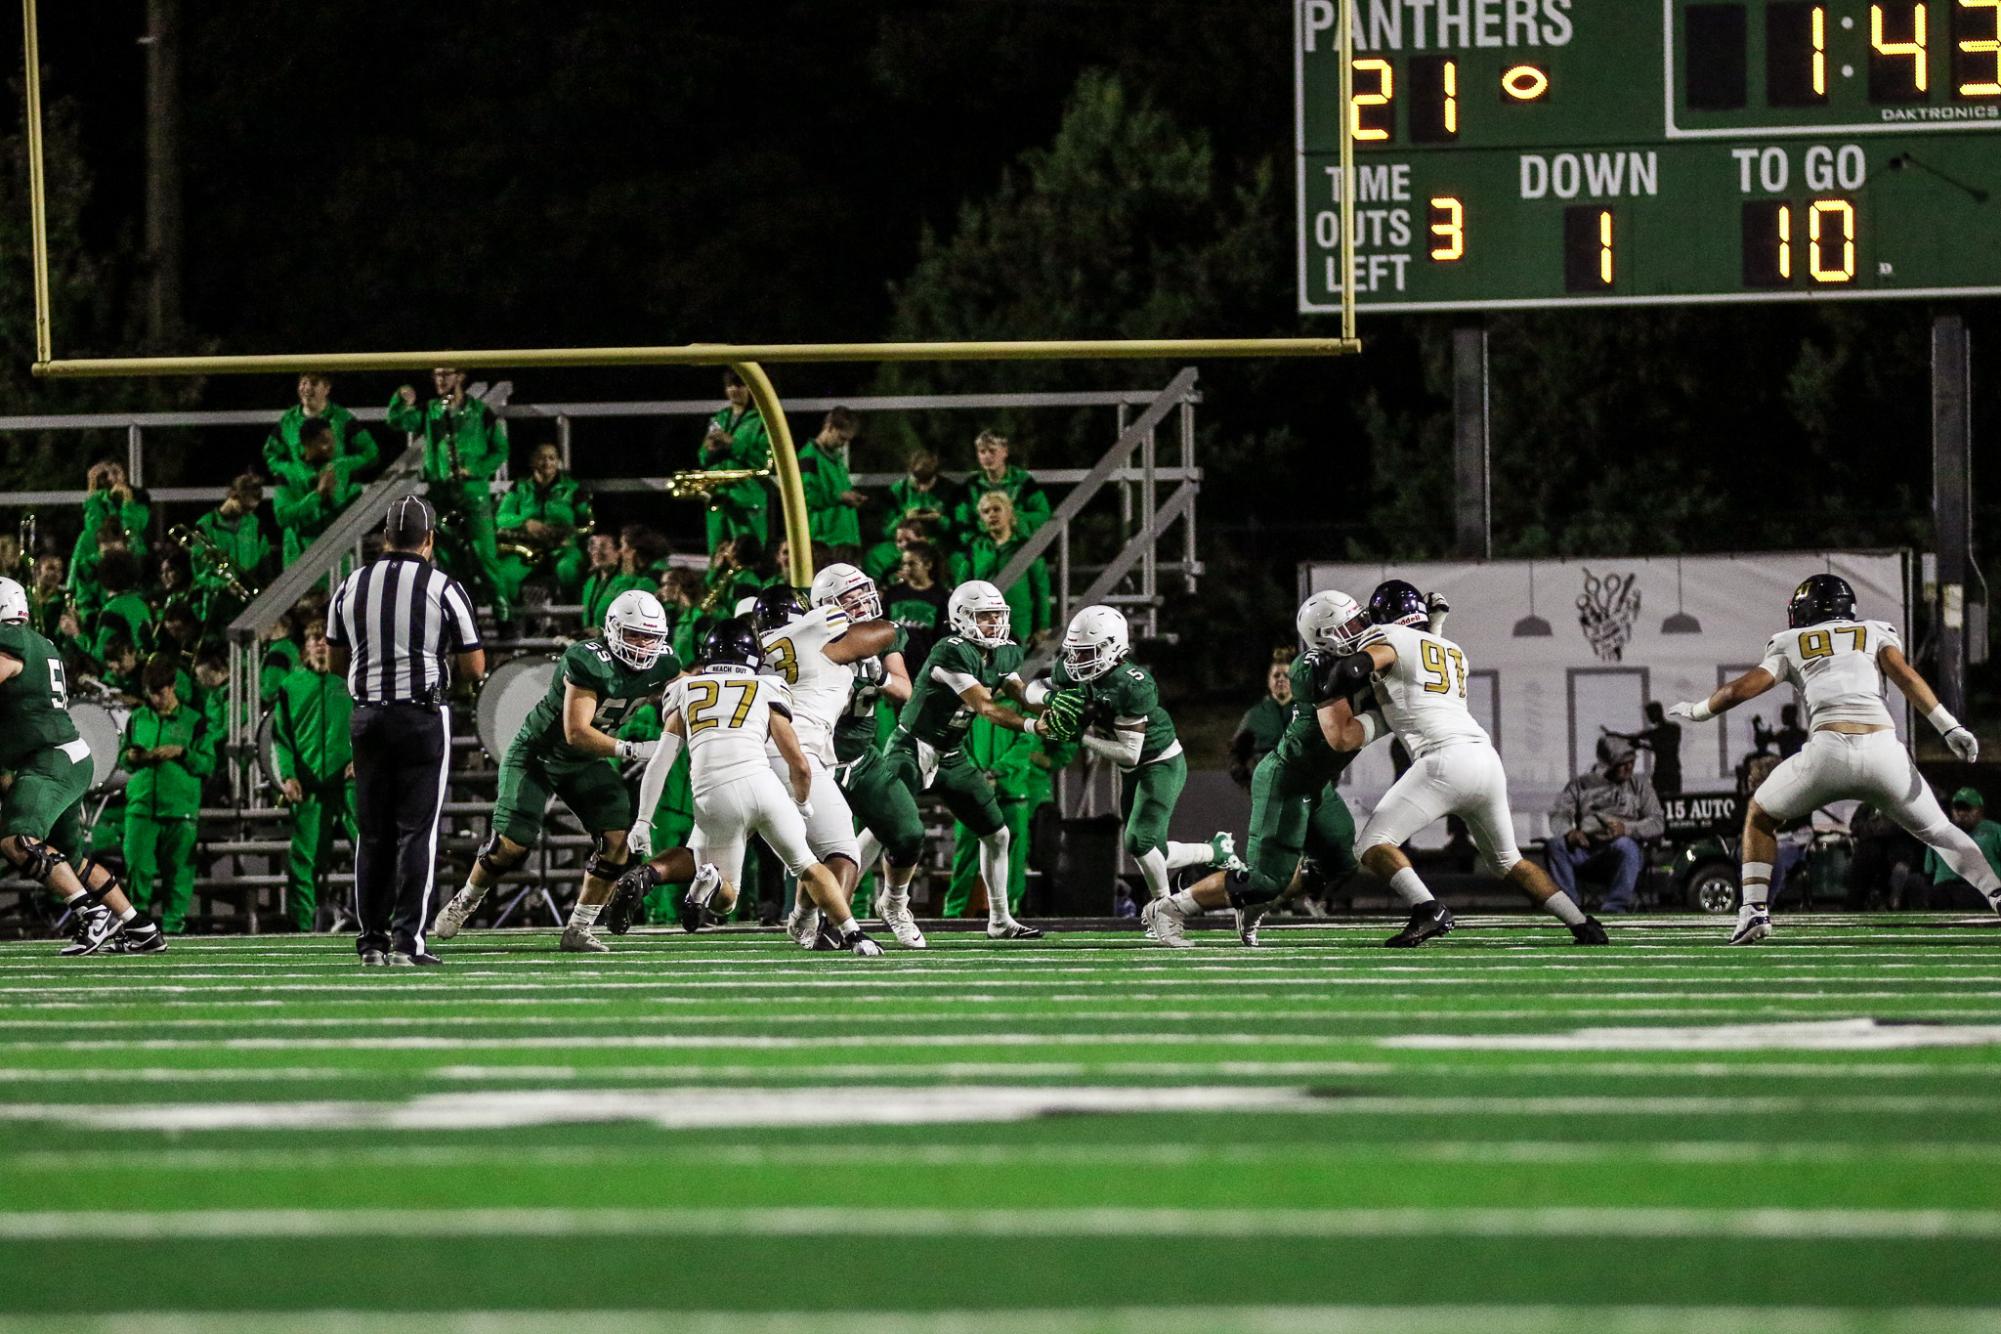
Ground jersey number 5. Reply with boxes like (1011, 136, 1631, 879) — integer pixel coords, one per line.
(685, 678, 759, 732)
(1419, 640, 1468, 697)
(1801, 626, 1866, 658)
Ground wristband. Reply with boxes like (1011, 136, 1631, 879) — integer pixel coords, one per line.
(1023, 716, 1040, 736)
(1690, 698, 1714, 722)
(1927, 703, 1962, 736)
(1023, 679, 1053, 708)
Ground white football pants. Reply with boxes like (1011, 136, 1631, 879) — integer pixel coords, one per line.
(768, 753, 861, 867)
(1356, 741, 1523, 876)
(691, 769, 818, 887)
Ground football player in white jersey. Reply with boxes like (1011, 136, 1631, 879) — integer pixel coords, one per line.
(1326, 580, 1609, 947)
(617, 618, 883, 956)
(745, 582, 911, 948)
(1668, 574, 1996, 944)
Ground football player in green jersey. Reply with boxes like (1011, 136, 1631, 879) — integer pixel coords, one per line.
(432, 590, 719, 952)
(1143, 589, 1390, 948)
(868, 580, 1051, 939)
(0, 577, 165, 956)
(1034, 605, 1240, 929)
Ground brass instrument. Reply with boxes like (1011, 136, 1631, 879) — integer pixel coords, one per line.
(496, 514, 595, 564)
(665, 466, 772, 502)
(169, 523, 258, 603)
(17, 513, 34, 580)
(438, 400, 467, 481)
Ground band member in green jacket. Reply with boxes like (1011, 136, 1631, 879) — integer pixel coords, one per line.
(270, 624, 357, 931)
(389, 367, 511, 622)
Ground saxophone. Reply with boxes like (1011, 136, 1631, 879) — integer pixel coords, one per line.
(169, 523, 258, 602)
(666, 466, 772, 502)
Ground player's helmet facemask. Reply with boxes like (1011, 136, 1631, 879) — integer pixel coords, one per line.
(603, 589, 670, 670)
(0, 577, 28, 626)
(1787, 573, 1857, 628)
(1061, 605, 1130, 682)
(698, 617, 765, 671)
(810, 562, 882, 622)
(948, 581, 1013, 649)
(1367, 579, 1429, 628)
(1297, 589, 1371, 655)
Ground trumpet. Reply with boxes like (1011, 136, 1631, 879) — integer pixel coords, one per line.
(169, 523, 258, 603)
(665, 466, 772, 502)
(496, 515, 596, 563)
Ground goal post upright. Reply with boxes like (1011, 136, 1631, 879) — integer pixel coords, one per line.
(21, 0, 52, 365)
(1338, 0, 1356, 343)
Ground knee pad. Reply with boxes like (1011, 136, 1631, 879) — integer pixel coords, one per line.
(585, 850, 630, 883)
(883, 833, 925, 866)
(476, 832, 522, 876)
(1122, 829, 1155, 860)
(6, 839, 67, 886)
(70, 855, 120, 903)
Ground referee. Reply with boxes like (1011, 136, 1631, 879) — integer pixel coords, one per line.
(326, 497, 484, 965)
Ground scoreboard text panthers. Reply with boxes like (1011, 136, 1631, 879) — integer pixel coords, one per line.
(1295, 0, 2001, 312)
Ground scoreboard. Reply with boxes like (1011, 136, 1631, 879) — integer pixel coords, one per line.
(1295, 1, 2001, 312)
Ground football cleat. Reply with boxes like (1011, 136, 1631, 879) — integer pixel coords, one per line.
(877, 893, 927, 949)
(388, 950, 444, 966)
(108, 918, 166, 954)
(843, 927, 885, 957)
(986, 920, 1045, 940)
(431, 885, 484, 940)
(1234, 902, 1269, 948)
(58, 903, 119, 957)
(1570, 916, 1611, 946)
(1141, 898, 1193, 949)
(1384, 901, 1455, 948)
(1208, 831, 1249, 874)
(559, 924, 610, 953)
(607, 864, 662, 936)
(676, 863, 725, 934)
(359, 949, 389, 966)
(787, 905, 822, 949)
(1727, 911, 1773, 946)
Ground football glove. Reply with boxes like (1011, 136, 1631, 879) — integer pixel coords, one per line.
(854, 657, 886, 685)
(1310, 649, 1375, 705)
(1945, 726, 1980, 763)
(625, 822, 653, 861)
(1666, 700, 1711, 723)
(1038, 689, 1086, 743)
(1426, 591, 1451, 616)
(615, 737, 659, 763)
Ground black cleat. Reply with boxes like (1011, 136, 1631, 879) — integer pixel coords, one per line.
(841, 927, 885, 957)
(359, 949, 389, 966)
(985, 921, 1045, 940)
(1570, 915, 1611, 945)
(109, 918, 166, 954)
(607, 865, 661, 936)
(1384, 902, 1455, 948)
(389, 951, 444, 966)
(675, 863, 726, 934)
(59, 904, 120, 957)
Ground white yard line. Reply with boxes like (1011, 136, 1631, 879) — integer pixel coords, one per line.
(4, 1205, 2001, 1241)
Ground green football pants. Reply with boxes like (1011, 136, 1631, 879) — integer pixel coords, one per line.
(944, 797, 1035, 916)
(1235, 755, 1359, 908)
(881, 744, 1003, 840)
(837, 750, 929, 866)
(1119, 753, 1187, 859)
(287, 783, 357, 931)
(124, 813, 198, 933)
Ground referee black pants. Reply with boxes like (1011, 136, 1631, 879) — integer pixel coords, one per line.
(350, 702, 450, 956)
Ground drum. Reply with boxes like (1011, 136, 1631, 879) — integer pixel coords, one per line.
(69, 702, 127, 791)
(476, 655, 557, 759)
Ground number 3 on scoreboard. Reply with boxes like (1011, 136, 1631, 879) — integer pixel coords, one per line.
(1963, 0, 2001, 97)
(1428, 197, 1465, 262)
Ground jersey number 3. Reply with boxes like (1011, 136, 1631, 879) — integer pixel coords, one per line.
(1419, 641, 1468, 697)
(686, 678, 759, 732)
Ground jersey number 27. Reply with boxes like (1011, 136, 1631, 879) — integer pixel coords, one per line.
(686, 678, 759, 732)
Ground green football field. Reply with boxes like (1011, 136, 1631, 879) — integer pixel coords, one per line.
(3, 914, 2000, 1333)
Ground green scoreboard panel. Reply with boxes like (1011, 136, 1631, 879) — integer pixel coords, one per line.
(1295, 1, 2001, 313)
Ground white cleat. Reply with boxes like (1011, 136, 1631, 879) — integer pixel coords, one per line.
(1141, 898, 1193, 949)
(1726, 911, 1773, 946)
(786, 906, 821, 950)
(877, 894, 927, 949)
(559, 924, 610, 953)
(431, 886, 484, 940)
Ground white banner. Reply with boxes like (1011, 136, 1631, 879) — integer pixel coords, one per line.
(1302, 552, 1911, 843)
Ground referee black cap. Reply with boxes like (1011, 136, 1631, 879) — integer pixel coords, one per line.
(384, 496, 436, 549)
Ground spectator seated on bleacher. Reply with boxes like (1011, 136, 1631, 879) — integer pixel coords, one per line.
(953, 491, 1052, 647)
(495, 442, 593, 612)
(955, 430, 1050, 538)
(583, 525, 661, 635)
(883, 449, 962, 564)
(883, 539, 950, 666)
(90, 550, 153, 672)
(273, 418, 366, 566)
(1544, 735, 1665, 914)
(264, 372, 380, 488)
(697, 368, 772, 554)
(190, 473, 275, 623)
(797, 407, 866, 562)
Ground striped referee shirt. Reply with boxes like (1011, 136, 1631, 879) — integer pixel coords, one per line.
(327, 553, 482, 704)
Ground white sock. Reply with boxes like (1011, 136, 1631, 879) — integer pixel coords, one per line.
(831, 915, 857, 936)
(1136, 848, 1172, 900)
(569, 902, 601, 928)
(1168, 889, 1203, 917)
(118, 906, 137, 922)
(461, 875, 488, 904)
(880, 886, 908, 909)
(1542, 892, 1586, 926)
(979, 831, 1013, 924)
(60, 887, 84, 904)
(1741, 861, 1773, 911)
(1164, 841, 1212, 871)
(1387, 866, 1435, 907)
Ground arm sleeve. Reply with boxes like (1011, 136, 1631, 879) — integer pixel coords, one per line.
(1546, 778, 1581, 838)
(442, 580, 483, 650)
(1872, 620, 1905, 657)
(632, 725, 684, 830)
(932, 665, 980, 696)
(1629, 781, 1666, 842)
(1080, 728, 1145, 767)
(1758, 634, 1792, 684)
(270, 686, 298, 783)
(1016, 478, 1053, 528)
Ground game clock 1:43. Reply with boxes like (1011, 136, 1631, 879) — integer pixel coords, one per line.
(1294, 0, 2001, 313)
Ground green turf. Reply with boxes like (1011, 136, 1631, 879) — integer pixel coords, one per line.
(2, 914, 1999, 1332)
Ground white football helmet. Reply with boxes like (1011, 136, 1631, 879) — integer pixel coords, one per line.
(948, 580, 1012, 648)
(810, 562, 882, 621)
(603, 589, 670, 670)
(1061, 605, 1129, 682)
(0, 577, 27, 626)
(1296, 589, 1370, 655)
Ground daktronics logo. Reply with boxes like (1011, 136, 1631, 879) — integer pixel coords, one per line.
(1878, 105, 2001, 122)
